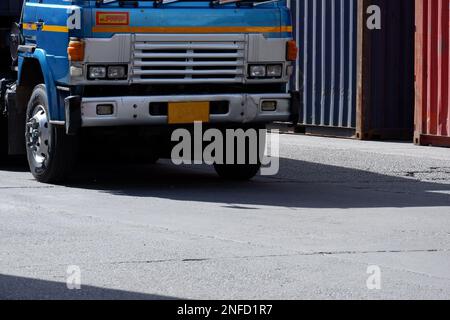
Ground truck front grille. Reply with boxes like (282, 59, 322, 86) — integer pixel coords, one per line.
(132, 35, 246, 84)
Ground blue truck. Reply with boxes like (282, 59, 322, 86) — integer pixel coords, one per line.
(0, 0, 298, 183)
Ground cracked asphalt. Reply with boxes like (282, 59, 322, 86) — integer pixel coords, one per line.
(0, 134, 449, 300)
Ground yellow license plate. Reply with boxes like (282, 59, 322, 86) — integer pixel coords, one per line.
(168, 101, 210, 124)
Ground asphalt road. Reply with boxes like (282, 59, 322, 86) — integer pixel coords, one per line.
(1, 134, 449, 300)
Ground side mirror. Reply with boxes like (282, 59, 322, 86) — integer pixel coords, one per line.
(9, 22, 24, 65)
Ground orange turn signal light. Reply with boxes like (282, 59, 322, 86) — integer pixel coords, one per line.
(68, 38, 85, 62)
(287, 40, 298, 61)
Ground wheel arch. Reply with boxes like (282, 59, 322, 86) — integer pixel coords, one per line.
(9, 51, 60, 155)
(17, 49, 59, 121)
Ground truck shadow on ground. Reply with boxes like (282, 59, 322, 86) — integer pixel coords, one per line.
(0, 274, 179, 300)
(63, 157, 450, 209)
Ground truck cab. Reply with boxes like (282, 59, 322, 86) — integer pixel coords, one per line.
(1, 0, 297, 182)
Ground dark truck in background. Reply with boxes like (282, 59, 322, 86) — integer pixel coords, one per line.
(0, 1, 21, 71)
(0, 1, 21, 160)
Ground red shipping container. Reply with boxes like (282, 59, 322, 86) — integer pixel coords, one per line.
(415, 0, 450, 147)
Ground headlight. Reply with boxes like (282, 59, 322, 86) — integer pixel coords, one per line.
(249, 65, 266, 78)
(88, 65, 128, 80)
(267, 64, 283, 78)
(108, 66, 127, 79)
(88, 66, 106, 79)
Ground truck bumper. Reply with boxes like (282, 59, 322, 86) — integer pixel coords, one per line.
(77, 93, 292, 127)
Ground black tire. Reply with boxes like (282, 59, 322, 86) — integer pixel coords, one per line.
(117, 150, 160, 165)
(213, 126, 265, 181)
(214, 163, 261, 181)
(25, 84, 78, 183)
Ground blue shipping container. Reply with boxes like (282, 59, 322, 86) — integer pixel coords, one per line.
(291, 0, 358, 132)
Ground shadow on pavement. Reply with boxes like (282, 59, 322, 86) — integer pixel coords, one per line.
(1, 153, 449, 209)
(0, 274, 179, 300)
(60, 158, 450, 209)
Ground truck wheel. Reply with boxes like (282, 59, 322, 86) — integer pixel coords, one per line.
(213, 126, 265, 181)
(214, 163, 261, 181)
(25, 85, 78, 183)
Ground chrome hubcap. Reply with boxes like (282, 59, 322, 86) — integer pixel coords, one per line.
(26, 105, 50, 167)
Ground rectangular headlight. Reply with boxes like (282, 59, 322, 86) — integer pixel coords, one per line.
(249, 65, 266, 78)
(267, 64, 283, 78)
(107, 65, 127, 79)
(88, 66, 106, 79)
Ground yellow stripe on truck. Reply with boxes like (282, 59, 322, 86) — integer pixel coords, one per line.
(22, 24, 292, 34)
(42, 25, 69, 32)
(92, 26, 293, 33)
(23, 23, 38, 31)
(23, 23, 69, 33)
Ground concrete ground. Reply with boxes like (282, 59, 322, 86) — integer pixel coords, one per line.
(0, 134, 449, 300)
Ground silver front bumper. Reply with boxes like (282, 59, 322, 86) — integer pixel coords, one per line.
(81, 93, 291, 127)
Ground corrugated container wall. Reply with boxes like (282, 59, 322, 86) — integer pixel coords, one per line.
(357, 0, 415, 140)
(414, 0, 450, 147)
(292, 0, 358, 137)
(291, 0, 416, 140)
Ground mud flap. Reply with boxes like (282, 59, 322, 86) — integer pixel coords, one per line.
(64, 95, 81, 136)
(7, 85, 28, 155)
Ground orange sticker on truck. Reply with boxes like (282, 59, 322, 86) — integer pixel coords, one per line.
(96, 12, 129, 26)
